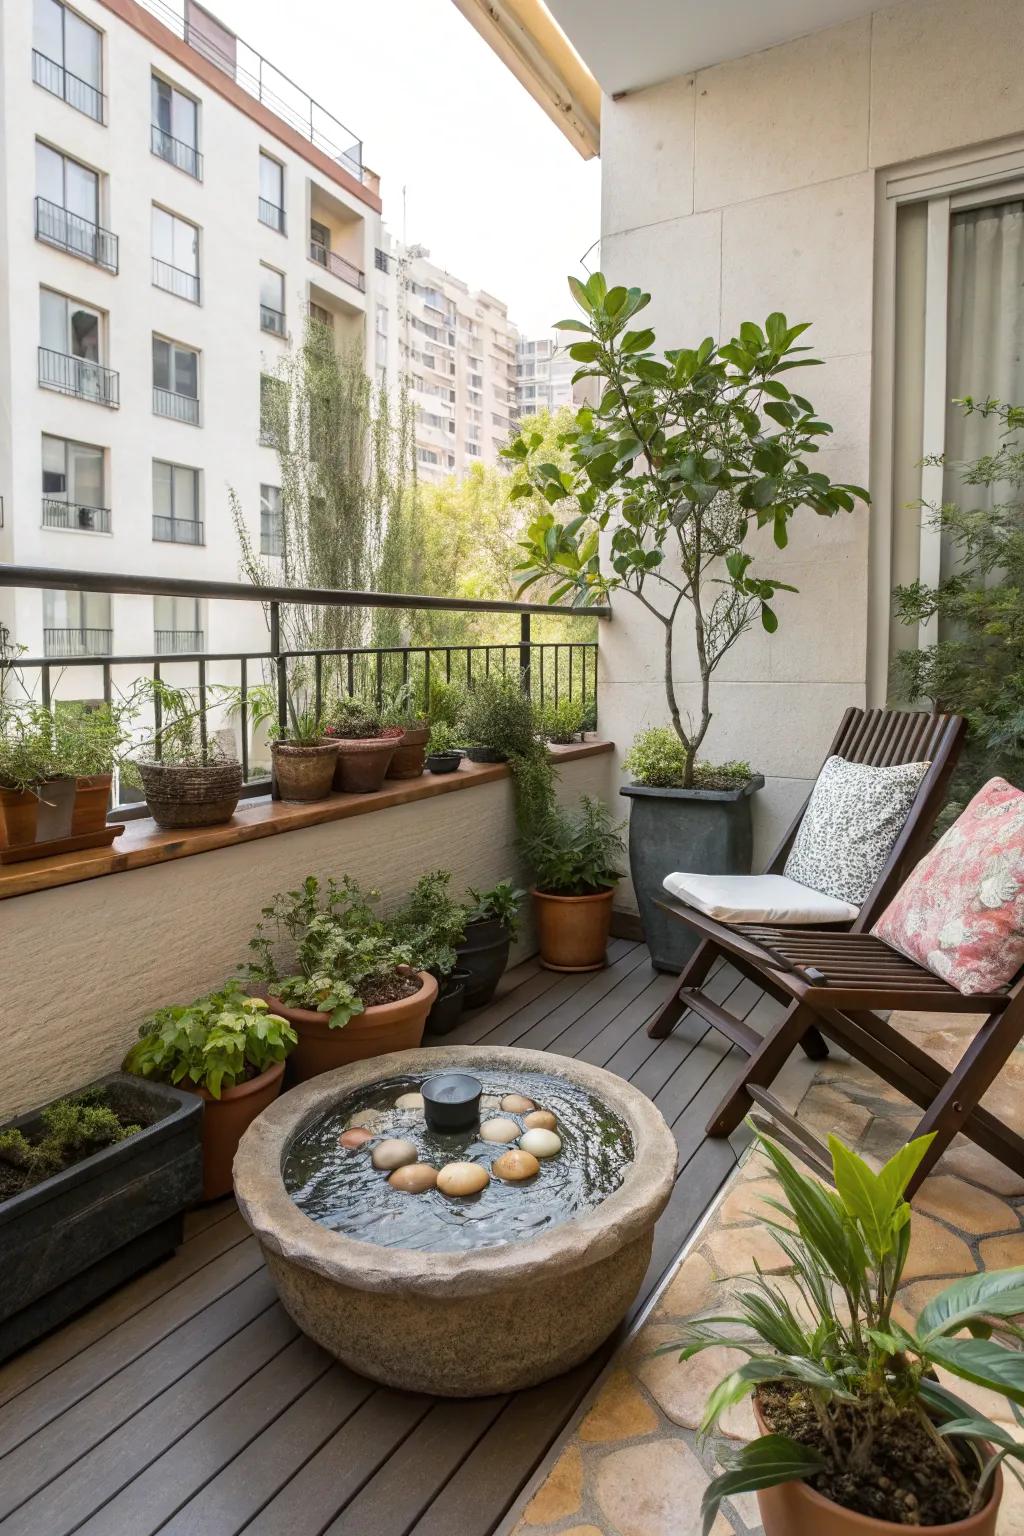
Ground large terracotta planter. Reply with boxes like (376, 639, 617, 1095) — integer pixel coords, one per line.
(385, 724, 429, 780)
(268, 972, 438, 1081)
(331, 736, 397, 793)
(184, 1061, 285, 1200)
(752, 1402, 1002, 1536)
(532, 885, 615, 973)
(271, 740, 338, 802)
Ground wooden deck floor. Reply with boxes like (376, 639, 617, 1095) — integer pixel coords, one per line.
(0, 941, 781, 1536)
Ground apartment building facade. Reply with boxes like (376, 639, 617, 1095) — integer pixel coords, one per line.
(0, 0, 383, 668)
(515, 334, 577, 419)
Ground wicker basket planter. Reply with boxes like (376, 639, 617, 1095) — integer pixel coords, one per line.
(138, 759, 243, 829)
(272, 740, 339, 802)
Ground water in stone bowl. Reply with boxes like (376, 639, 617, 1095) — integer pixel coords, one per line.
(283, 1068, 634, 1253)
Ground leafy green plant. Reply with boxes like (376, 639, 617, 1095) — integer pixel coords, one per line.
(534, 696, 586, 744)
(381, 681, 426, 728)
(426, 720, 461, 756)
(460, 673, 555, 827)
(0, 1088, 140, 1193)
(0, 699, 131, 792)
(623, 726, 753, 791)
(465, 880, 525, 937)
(246, 685, 325, 746)
(324, 694, 384, 740)
(390, 870, 468, 976)
(123, 678, 235, 788)
(521, 795, 625, 896)
(124, 982, 296, 1099)
(427, 679, 466, 730)
(246, 875, 419, 1028)
(683, 1129, 1024, 1533)
(505, 275, 868, 787)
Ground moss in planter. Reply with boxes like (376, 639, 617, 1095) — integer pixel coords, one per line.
(0, 1089, 141, 1200)
(623, 727, 755, 792)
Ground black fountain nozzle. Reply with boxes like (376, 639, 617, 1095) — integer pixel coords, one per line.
(422, 1072, 483, 1132)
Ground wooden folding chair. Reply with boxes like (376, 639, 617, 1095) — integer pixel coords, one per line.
(647, 708, 967, 1077)
(678, 924, 1024, 1199)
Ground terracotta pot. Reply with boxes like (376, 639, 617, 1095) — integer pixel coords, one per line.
(331, 736, 397, 793)
(752, 1401, 1002, 1536)
(0, 777, 78, 850)
(183, 1061, 285, 1201)
(268, 972, 438, 1081)
(532, 885, 614, 972)
(385, 724, 429, 780)
(272, 740, 338, 801)
(69, 774, 113, 836)
(0, 787, 42, 849)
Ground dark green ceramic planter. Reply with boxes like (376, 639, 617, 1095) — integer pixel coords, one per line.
(620, 776, 764, 972)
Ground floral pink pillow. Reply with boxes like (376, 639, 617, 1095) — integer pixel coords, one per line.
(873, 778, 1024, 995)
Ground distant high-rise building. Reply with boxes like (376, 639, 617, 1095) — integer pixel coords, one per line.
(514, 334, 578, 418)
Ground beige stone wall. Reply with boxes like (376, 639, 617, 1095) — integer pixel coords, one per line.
(0, 755, 612, 1119)
(598, 0, 1024, 896)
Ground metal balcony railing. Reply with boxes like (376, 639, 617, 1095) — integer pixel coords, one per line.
(260, 304, 286, 336)
(152, 258, 200, 303)
(32, 50, 105, 122)
(153, 386, 200, 425)
(43, 626, 112, 657)
(41, 499, 112, 534)
(35, 197, 118, 274)
(308, 242, 365, 292)
(152, 515, 204, 545)
(38, 348, 119, 407)
(154, 628, 204, 654)
(258, 198, 285, 233)
(150, 124, 203, 179)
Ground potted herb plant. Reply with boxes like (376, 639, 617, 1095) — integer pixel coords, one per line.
(246, 874, 438, 1079)
(460, 673, 527, 764)
(130, 678, 243, 829)
(425, 720, 463, 775)
(535, 696, 587, 745)
(507, 276, 868, 971)
(622, 727, 763, 969)
(521, 795, 625, 971)
(0, 699, 128, 862)
(454, 879, 526, 1007)
(124, 983, 295, 1200)
(391, 870, 472, 1034)
(686, 1130, 1022, 1536)
(0, 1076, 201, 1361)
(382, 682, 430, 780)
(324, 694, 397, 793)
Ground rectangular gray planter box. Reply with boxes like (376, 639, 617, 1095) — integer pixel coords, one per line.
(0, 1072, 203, 1361)
(621, 777, 764, 972)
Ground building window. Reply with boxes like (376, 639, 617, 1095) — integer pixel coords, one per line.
(154, 595, 203, 654)
(43, 588, 111, 656)
(152, 336, 199, 425)
(375, 247, 389, 273)
(34, 141, 117, 272)
(32, 0, 103, 122)
(38, 288, 118, 406)
(152, 206, 199, 302)
(258, 152, 285, 232)
(41, 433, 109, 533)
(416, 448, 439, 466)
(308, 301, 333, 331)
(151, 75, 201, 178)
(152, 459, 202, 545)
(260, 484, 284, 555)
(465, 443, 481, 457)
(260, 374, 287, 447)
(259, 265, 286, 336)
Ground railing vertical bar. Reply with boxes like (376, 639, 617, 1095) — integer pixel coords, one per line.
(568, 645, 574, 701)
(102, 661, 112, 705)
(402, 650, 409, 689)
(423, 649, 430, 714)
(581, 646, 587, 723)
(466, 648, 472, 690)
(198, 657, 208, 755)
(270, 600, 285, 800)
(375, 649, 383, 706)
(346, 651, 354, 696)
(501, 646, 508, 679)
(445, 649, 451, 684)
(153, 660, 162, 762)
(554, 644, 560, 705)
(485, 646, 491, 678)
(314, 652, 323, 720)
(240, 656, 249, 781)
(519, 613, 531, 695)
(539, 646, 545, 704)
(41, 663, 51, 711)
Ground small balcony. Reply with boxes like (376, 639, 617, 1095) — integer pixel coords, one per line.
(38, 347, 119, 408)
(31, 49, 105, 123)
(152, 258, 200, 304)
(154, 627, 204, 654)
(308, 241, 366, 292)
(43, 626, 112, 657)
(260, 304, 287, 337)
(152, 515, 204, 545)
(258, 198, 285, 233)
(153, 386, 200, 426)
(41, 498, 112, 534)
(35, 197, 118, 274)
(150, 124, 203, 180)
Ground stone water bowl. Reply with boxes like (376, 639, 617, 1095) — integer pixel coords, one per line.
(233, 1044, 677, 1397)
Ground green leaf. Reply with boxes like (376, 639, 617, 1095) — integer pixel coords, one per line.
(761, 604, 778, 634)
(701, 1436, 826, 1536)
(554, 318, 591, 333)
(925, 1336, 1024, 1406)
(567, 275, 592, 312)
(917, 1268, 1024, 1344)
(829, 1136, 899, 1262)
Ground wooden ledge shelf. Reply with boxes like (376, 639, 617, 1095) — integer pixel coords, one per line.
(0, 740, 613, 902)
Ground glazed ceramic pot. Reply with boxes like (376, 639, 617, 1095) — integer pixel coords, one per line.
(184, 1062, 285, 1200)
(385, 725, 429, 780)
(532, 885, 614, 972)
(331, 736, 397, 793)
(267, 972, 438, 1081)
(271, 740, 338, 802)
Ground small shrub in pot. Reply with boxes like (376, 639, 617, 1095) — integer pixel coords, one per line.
(425, 720, 462, 774)
(391, 869, 472, 1033)
(455, 879, 525, 1007)
(521, 795, 625, 972)
(381, 683, 430, 780)
(324, 694, 397, 793)
(534, 696, 587, 745)
(0, 698, 130, 858)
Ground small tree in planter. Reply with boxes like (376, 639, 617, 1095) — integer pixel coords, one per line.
(506, 275, 869, 968)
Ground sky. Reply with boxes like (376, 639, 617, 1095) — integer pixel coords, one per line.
(207, 0, 602, 336)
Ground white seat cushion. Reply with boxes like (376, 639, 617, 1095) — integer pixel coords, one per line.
(662, 871, 859, 925)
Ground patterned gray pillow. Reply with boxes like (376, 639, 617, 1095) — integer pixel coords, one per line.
(784, 755, 930, 906)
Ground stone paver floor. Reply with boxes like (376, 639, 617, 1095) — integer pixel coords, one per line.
(505, 1011, 1024, 1536)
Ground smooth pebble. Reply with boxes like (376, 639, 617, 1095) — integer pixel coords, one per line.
(436, 1162, 490, 1197)
(348, 1110, 383, 1131)
(388, 1163, 438, 1193)
(479, 1116, 520, 1143)
(523, 1109, 557, 1132)
(500, 1094, 535, 1114)
(371, 1138, 418, 1172)
(338, 1128, 373, 1150)
(395, 1092, 424, 1110)
(492, 1149, 540, 1183)
(519, 1128, 562, 1159)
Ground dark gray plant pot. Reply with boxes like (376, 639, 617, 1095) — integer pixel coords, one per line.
(454, 918, 513, 1007)
(0, 1072, 202, 1362)
(620, 777, 765, 973)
